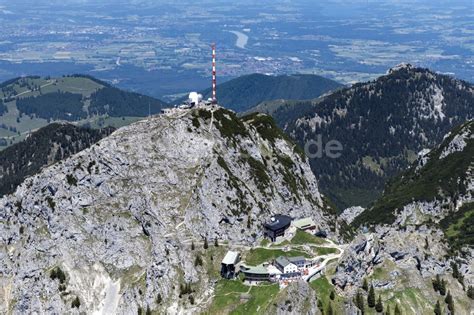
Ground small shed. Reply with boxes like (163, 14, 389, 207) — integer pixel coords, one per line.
(292, 217, 316, 231)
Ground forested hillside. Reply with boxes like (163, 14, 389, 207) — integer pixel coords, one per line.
(0, 123, 114, 197)
(89, 86, 163, 117)
(254, 65, 474, 209)
(17, 92, 86, 121)
(353, 120, 473, 249)
(0, 75, 166, 149)
(0, 99, 6, 115)
(177, 73, 342, 112)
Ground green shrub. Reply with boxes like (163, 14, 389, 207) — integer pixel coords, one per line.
(50, 267, 66, 284)
(66, 174, 77, 186)
(71, 296, 80, 308)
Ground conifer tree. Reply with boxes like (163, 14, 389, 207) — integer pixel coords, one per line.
(375, 295, 383, 312)
(385, 304, 391, 315)
(468, 285, 474, 299)
(330, 291, 335, 300)
(445, 291, 454, 314)
(434, 300, 442, 315)
(355, 291, 365, 314)
(71, 296, 80, 308)
(203, 238, 208, 249)
(362, 278, 369, 291)
(432, 274, 441, 292)
(394, 304, 401, 315)
(194, 255, 203, 266)
(368, 285, 376, 308)
(439, 279, 446, 296)
(451, 262, 459, 280)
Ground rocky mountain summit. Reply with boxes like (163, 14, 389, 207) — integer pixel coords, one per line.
(0, 106, 333, 314)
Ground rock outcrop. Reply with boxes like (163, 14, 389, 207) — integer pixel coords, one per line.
(339, 206, 365, 224)
(265, 280, 320, 315)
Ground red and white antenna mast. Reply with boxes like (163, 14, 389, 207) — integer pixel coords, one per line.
(212, 43, 217, 104)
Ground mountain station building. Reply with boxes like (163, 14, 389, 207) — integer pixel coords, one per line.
(221, 251, 240, 279)
(263, 215, 292, 242)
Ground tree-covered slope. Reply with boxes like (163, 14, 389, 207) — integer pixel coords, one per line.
(17, 91, 86, 121)
(89, 86, 164, 117)
(353, 120, 474, 245)
(176, 73, 342, 112)
(331, 121, 474, 312)
(4, 75, 167, 120)
(256, 65, 474, 210)
(0, 75, 167, 149)
(0, 99, 6, 116)
(0, 123, 114, 197)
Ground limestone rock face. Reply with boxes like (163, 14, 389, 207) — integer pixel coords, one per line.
(339, 206, 365, 224)
(341, 121, 474, 298)
(0, 107, 332, 314)
(333, 224, 473, 297)
(265, 280, 320, 315)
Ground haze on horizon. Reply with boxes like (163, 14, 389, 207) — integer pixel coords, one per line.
(0, 0, 472, 98)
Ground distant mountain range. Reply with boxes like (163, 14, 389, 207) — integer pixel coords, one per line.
(175, 73, 342, 112)
(1, 67, 472, 212)
(0, 73, 341, 150)
(249, 65, 474, 210)
(0, 123, 114, 197)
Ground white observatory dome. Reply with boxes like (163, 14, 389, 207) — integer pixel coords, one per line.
(188, 92, 202, 105)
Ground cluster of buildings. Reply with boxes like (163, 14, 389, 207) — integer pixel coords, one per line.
(240, 255, 320, 283)
(221, 251, 321, 283)
(220, 214, 328, 285)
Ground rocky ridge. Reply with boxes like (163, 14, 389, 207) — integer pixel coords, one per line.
(0, 123, 114, 197)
